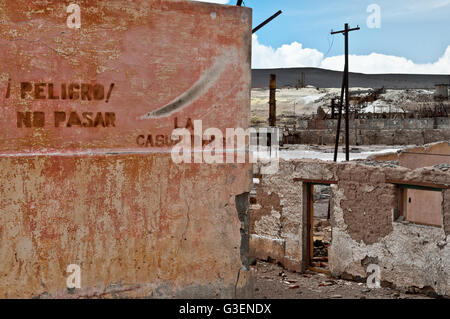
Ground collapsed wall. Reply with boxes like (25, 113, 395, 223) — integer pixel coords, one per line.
(251, 160, 338, 272)
(283, 118, 450, 145)
(0, 0, 253, 298)
(251, 158, 450, 296)
(330, 163, 450, 296)
(250, 162, 304, 272)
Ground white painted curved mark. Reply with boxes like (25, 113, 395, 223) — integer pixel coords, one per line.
(140, 52, 228, 119)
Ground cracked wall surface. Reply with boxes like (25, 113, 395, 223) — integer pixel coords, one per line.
(0, 155, 253, 298)
(444, 190, 450, 236)
(252, 158, 450, 296)
(0, 0, 253, 298)
(250, 162, 304, 271)
(250, 160, 338, 271)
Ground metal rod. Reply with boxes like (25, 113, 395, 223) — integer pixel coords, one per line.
(252, 10, 282, 34)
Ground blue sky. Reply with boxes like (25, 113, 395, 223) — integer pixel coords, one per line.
(249, 0, 449, 64)
(195, 0, 450, 73)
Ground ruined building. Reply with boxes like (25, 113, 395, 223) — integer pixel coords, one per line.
(251, 142, 450, 296)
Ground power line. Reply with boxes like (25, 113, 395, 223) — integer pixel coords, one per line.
(324, 33, 335, 59)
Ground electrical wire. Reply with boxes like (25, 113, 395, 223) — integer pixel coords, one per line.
(324, 33, 334, 58)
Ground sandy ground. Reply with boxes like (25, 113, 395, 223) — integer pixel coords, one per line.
(278, 144, 403, 162)
(251, 87, 436, 127)
(253, 144, 403, 163)
(252, 261, 432, 299)
(251, 87, 328, 126)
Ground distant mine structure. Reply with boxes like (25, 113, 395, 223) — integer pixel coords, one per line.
(255, 72, 450, 147)
(435, 84, 449, 101)
(327, 84, 449, 120)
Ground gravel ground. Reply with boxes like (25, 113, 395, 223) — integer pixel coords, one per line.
(252, 261, 432, 299)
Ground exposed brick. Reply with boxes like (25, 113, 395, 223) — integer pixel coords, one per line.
(369, 172, 386, 184)
(340, 182, 395, 245)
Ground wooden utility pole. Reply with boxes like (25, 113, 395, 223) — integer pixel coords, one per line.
(331, 23, 360, 162)
(269, 74, 276, 127)
(334, 72, 346, 162)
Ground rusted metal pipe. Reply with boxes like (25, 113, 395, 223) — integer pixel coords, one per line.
(269, 74, 276, 127)
(252, 10, 282, 34)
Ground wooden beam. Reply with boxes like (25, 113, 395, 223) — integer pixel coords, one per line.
(307, 266, 331, 276)
(305, 183, 313, 270)
(293, 178, 337, 185)
(305, 182, 332, 276)
(387, 179, 449, 190)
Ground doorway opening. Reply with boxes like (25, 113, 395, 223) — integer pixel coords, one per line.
(305, 182, 334, 274)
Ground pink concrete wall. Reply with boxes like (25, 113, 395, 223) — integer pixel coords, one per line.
(0, 0, 251, 154)
(397, 143, 448, 227)
(405, 189, 443, 227)
(400, 153, 450, 170)
(398, 142, 450, 170)
(0, 0, 253, 298)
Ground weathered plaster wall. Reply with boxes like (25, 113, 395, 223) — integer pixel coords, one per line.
(250, 162, 303, 271)
(404, 189, 443, 226)
(330, 183, 450, 295)
(251, 160, 337, 272)
(252, 159, 450, 295)
(0, 155, 253, 298)
(0, 0, 253, 298)
(371, 142, 450, 168)
(444, 190, 450, 235)
(330, 163, 450, 295)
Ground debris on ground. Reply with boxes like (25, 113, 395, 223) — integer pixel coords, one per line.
(252, 260, 431, 299)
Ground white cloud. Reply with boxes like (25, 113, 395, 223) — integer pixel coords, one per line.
(252, 35, 324, 69)
(252, 34, 450, 74)
(321, 49, 450, 74)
